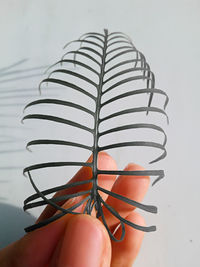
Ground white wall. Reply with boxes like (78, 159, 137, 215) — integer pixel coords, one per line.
(0, 1, 199, 266)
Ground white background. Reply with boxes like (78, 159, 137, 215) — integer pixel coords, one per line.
(0, 1, 200, 266)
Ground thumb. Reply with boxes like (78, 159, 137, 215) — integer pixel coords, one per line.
(0, 197, 87, 267)
(50, 214, 111, 267)
(0, 212, 70, 267)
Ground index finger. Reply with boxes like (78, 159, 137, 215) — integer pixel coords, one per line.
(37, 151, 117, 222)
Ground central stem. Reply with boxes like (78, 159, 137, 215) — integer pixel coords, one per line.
(91, 29, 108, 212)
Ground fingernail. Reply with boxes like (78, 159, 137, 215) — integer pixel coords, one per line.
(58, 215, 105, 267)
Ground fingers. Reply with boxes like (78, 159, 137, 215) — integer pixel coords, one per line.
(38, 151, 117, 222)
(102, 163, 150, 231)
(50, 215, 111, 267)
(0, 202, 111, 267)
(111, 212, 145, 267)
(97, 152, 118, 201)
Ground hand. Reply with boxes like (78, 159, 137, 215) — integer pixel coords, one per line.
(0, 152, 150, 267)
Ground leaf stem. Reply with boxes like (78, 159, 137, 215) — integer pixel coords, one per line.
(91, 29, 108, 212)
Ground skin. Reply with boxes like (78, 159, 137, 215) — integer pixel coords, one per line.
(0, 152, 150, 267)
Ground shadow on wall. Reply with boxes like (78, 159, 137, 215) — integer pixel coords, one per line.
(0, 60, 48, 249)
(0, 203, 36, 249)
(0, 59, 48, 158)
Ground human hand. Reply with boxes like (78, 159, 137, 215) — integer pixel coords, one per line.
(0, 152, 150, 267)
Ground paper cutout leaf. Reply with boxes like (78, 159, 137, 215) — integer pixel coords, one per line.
(23, 29, 168, 242)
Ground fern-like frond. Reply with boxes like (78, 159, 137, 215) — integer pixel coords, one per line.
(23, 29, 169, 242)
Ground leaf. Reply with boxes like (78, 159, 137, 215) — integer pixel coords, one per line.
(23, 29, 169, 242)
